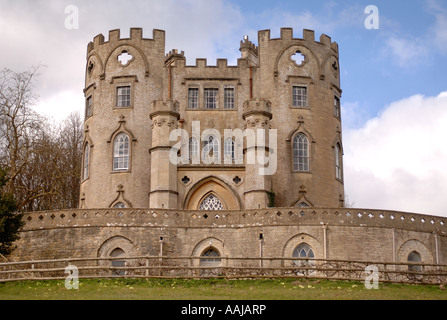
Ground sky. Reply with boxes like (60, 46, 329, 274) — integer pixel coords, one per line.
(1, 0, 446, 216)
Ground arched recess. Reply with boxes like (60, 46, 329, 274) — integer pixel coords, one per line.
(321, 52, 340, 80)
(273, 43, 321, 78)
(96, 235, 139, 274)
(102, 43, 150, 79)
(97, 235, 138, 258)
(191, 237, 226, 267)
(183, 176, 241, 210)
(282, 233, 323, 266)
(397, 239, 433, 265)
(86, 52, 104, 80)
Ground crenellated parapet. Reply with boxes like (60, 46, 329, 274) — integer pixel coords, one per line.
(258, 28, 339, 53)
(242, 98, 272, 120)
(87, 28, 166, 54)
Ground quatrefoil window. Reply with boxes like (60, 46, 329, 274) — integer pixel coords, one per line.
(291, 51, 306, 66)
(117, 51, 133, 66)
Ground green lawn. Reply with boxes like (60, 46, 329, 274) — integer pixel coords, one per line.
(1, 278, 447, 300)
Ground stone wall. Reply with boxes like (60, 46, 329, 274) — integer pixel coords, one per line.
(10, 207, 447, 267)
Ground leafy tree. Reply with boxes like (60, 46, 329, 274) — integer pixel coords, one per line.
(0, 167, 23, 256)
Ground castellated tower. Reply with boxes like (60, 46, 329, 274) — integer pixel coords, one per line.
(80, 27, 344, 210)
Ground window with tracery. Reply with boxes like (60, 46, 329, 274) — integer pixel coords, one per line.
(202, 135, 219, 160)
(199, 194, 224, 210)
(292, 243, 315, 275)
(200, 248, 221, 266)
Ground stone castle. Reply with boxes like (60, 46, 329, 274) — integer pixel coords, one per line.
(79, 27, 343, 210)
(9, 28, 447, 272)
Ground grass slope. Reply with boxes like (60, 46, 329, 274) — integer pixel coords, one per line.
(1, 278, 447, 300)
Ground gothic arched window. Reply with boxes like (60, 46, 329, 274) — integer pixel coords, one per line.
(113, 133, 130, 171)
(293, 243, 315, 259)
(292, 243, 315, 275)
(113, 202, 127, 209)
(200, 248, 221, 266)
(199, 194, 224, 211)
(293, 133, 309, 172)
(295, 202, 310, 208)
(202, 135, 219, 161)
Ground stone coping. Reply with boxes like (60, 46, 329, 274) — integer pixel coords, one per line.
(20, 207, 447, 235)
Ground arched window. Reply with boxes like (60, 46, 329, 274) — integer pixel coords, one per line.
(200, 248, 221, 266)
(408, 251, 422, 272)
(113, 133, 130, 171)
(110, 248, 126, 276)
(224, 138, 235, 161)
(292, 243, 315, 275)
(113, 202, 127, 209)
(295, 202, 310, 208)
(83, 143, 90, 180)
(293, 243, 315, 259)
(293, 133, 309, 172)
(199, 194, 224, 211)
(335, 142, 342, 180)
(189, 137, 199, 162)
(202, 135, 219, 161)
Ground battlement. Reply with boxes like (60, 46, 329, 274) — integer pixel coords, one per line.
(150, 100, 180, 117)
(258, 28, 339, 53)
(165, 49, 186, 65)
(87, 28, 166, 54)
(240, 35, 258, 53)
(243, 99, 273, 119)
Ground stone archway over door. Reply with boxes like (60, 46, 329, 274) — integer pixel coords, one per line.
(183, 177, 240, 210)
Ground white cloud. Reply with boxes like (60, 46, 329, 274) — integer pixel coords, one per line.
(0, 0, 246, 122)
(343, 91, 447, 217)
(384, 37, 429, 68)
(33, 90, 84, 123)
(341, 101, 374, 129)
(429, 3, 447, 53)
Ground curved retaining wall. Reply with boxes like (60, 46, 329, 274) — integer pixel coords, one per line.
(10, 207, 447, 266)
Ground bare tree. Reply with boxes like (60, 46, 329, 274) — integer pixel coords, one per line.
(0, 67, 82, 212)
(55, 112, 83, 209)
(0, 66, 46, 210)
